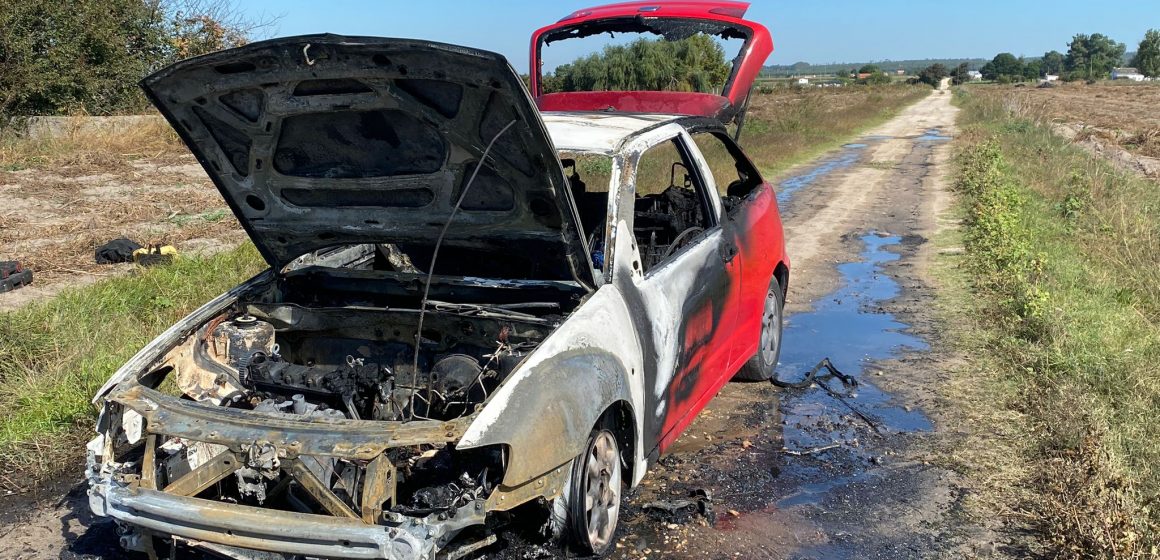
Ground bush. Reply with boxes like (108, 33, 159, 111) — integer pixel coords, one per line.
(0, 0, 262, 118)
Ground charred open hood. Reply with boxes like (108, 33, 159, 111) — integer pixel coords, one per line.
(529, 1, 773, 123)
(143, 35, 595, 287)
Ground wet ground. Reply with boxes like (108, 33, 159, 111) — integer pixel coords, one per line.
(0, 90, 1004, 559)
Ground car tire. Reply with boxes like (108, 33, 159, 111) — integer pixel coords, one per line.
(734, 277, 784, 381)
(564, 428, 622, 555)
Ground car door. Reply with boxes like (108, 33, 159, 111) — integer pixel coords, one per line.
(688, 127, 786, 369)
(621, 130, 741, 453)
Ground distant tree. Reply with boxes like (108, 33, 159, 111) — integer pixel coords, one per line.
(545, 35, 730, 94)
(1065, 33, 1127, 80)
(950, 62, 971, 85)
(858, 64, 881, 74)
(1022, 58, 1044, 80)
(981, 53, 1024, 81)
(918, 63, 948, 87)
(1042, 50, 1065, 75)
(1132, 29, 1160, 77)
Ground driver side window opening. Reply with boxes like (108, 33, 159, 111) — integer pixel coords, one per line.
(561, 152, 615, 274)
(632, 138, 717, 273)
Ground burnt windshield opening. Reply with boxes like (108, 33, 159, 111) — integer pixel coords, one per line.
(537, 17, 750, 96)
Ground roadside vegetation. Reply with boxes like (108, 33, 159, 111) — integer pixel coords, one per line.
(940, 87, 1159, 558)
(0, 244, 265, 491)
(740, 84, 929, 175)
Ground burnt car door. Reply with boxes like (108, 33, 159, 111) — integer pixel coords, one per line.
(615, 127, 741, 453)
(686, 126, 786, 370)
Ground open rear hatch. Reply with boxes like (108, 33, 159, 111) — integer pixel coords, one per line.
(143, 34, 594, 287)
(529, 1, 773, 124)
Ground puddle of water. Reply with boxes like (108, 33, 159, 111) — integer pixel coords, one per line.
(918, 127, 951, 142)
(776, 146, 863, 204)
(775, 233, 932, 455)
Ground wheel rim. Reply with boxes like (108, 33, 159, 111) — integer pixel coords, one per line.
(583, 431, 621, 550)
(760, 287, 782, 366)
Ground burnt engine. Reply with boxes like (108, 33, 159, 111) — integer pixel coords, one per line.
(191, 311, 535, 423)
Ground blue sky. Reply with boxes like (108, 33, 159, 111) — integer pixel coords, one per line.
(239, 1, 1159, 72)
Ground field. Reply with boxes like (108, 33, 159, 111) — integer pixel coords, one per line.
(989, 81, 1160, 166)
(0, 84, 930, 492)
(937, 85, 1160, 557)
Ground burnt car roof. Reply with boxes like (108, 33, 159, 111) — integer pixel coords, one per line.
(543, 112, 726, 155)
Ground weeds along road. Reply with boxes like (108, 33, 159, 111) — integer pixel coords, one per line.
(0, 89, 1009, 559)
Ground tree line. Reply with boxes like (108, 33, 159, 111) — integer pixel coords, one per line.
(0, 0, 267, 119)
(976, 30, 1160, 83)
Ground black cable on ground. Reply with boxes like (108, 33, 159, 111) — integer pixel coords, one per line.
(772, 358, 883, 434)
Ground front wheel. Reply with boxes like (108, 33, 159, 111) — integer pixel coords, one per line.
(565, 429, 622, 555)
(734, 277, 784, 381)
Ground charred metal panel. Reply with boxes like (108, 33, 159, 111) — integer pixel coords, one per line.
(142, 35, 595, 288)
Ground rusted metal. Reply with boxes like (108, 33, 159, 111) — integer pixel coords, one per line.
(284, 458, 359, 519)
(486, 463, 568, 512)
(361, 454, 396, 523)
(163, 449, 239, 497)
(139, 434, 157, 490)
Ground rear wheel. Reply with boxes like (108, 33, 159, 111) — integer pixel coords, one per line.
(566, 429, 622, 555)
(734, 277, 784, 381)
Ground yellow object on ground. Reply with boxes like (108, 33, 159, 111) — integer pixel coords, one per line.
(132, 244, 177, 266)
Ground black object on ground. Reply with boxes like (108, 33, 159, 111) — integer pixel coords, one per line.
(0, 260, 33, 293)
(643, 488, 715, 525)
(95, 238, 142, 264)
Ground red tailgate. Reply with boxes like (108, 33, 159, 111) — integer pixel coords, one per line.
(529, 1, 773, 123)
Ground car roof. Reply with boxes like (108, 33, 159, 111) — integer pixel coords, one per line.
(543, 112, 686, 155)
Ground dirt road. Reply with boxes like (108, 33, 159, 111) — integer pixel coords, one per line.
(0, 89, 1005, 559)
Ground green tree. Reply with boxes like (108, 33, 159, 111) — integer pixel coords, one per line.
(545, 35, 731, 94)
(858, 64, 881, 74)
(1042, 50, 1065, 75)
(918, 63, 948, 87)
(1131, 29, 1160, 77)
(981, 53, 1024, 81)
(1065, 33, 1127, 80)
(1022, 57, 1044, 80)
(950, 62, 971, 85)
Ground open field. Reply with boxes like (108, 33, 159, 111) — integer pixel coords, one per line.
(0, 120, 246, 310)
(934, 86, 1160, 557)
(974, 82, 1160, 170)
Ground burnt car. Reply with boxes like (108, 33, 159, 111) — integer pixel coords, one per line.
(86, 2, 787, 558)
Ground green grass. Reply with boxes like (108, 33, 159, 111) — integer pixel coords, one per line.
(0, 243, 265, 487)
(939, 87, 1160, 558)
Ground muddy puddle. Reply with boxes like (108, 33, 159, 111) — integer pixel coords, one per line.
(776, 144, 868, 204)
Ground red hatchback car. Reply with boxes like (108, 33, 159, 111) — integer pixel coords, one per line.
(85, 2, 787, 558)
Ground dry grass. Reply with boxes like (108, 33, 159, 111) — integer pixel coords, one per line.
(0, 116, 186, 172)
(938, 87, 1160, 558)
(741, 84, 931, 175)
(0, 118, 243, 298)
(985, 81, 1160, 158)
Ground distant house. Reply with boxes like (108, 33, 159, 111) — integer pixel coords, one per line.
(856, 72, 872, 80)
(967, 70, 983, 81)
(1044, 74, 1060, 82)
(796, 77, 810, 85)
(895, 69, 906, 75)
(1112, 67, 1145, 81)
